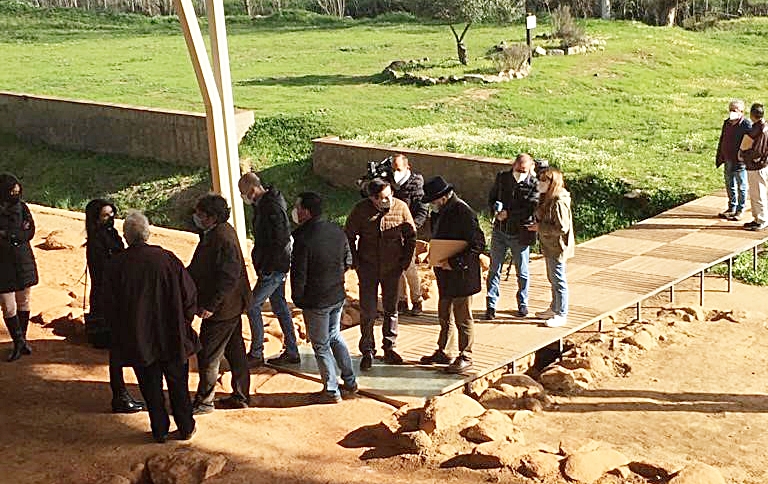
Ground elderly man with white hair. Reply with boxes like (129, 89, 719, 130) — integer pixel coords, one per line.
(104, 211, 200, 443)
(716, 99, 752, 221)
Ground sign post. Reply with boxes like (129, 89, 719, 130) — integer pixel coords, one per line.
(526, 14, 537, 65)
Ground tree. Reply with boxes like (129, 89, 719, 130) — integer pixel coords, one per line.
(425, 0, 523, 65)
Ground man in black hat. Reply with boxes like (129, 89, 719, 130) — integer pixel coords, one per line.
(420, 177, 485, 374)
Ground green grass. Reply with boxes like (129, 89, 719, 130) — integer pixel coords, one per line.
(2, 5, 768, 249)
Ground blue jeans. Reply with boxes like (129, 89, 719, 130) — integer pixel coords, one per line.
(247, 271, 297, 358)
(725, 163, 748, 213)
(304, 301, 356, 397)
(486, 230, 530, 311)
(545, 256, 568, 317)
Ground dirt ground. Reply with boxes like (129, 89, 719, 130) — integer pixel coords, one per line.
(1, 206, 767, 483)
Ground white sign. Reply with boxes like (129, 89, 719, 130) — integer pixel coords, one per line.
(526, 15, 537, 29)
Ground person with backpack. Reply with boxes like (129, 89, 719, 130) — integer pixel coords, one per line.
(739, 103, 768, 231)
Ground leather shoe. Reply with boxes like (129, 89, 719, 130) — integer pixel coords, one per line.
(420, 349, 451, 365)
(483, 308, 496, 321)
(382, 349, 403, 365)
(247, 354, 265, 368)
(360, 353, 373, 371)
(192, 403, 214, 415)
(153, 433, 169, 444)
(409, 302, 423, 316)
(267, 351, 301, 365)
(216, 395, 249, 409)
(445, 356, 473, 374)
(178, 426, 196, 441)
(112, 396, 145, 414)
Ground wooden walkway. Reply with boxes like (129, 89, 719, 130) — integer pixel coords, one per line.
(280, 192, 768, 406)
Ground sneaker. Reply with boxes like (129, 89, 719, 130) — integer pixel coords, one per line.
(247, 354, 265, 368)
(719, 210, 736, 219)
(545, 315, 567, 328)
(420, 349, 451, 365)
(192, 403, 214, 415)
(517, 307, 529, 318)
(727, 211, 743, 221)
(360, 353, 373, 371)
(747, 223, 768, 232)
(744, 220, 760, 229)
(535, 309, 555, 319)
(397, 300, 409, 314)
(309, 391, 342, 405)
(267, 351, 301, 365)
(483, 308, 496, 320)
(409, 301, 423, 316)
(382, 349, 403, 365)
(341, 381, 359, 397)
(445, 355, 473, 374)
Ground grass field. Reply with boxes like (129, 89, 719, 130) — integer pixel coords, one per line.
(2, 4, 768, 256)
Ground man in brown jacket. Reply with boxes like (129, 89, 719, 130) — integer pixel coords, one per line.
(105, 211, 199, 443)
(187, 194, 252, 414)
(345, 178, 416, 371)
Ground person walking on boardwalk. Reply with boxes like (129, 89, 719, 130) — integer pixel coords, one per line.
(715, 99, 752, 221)
(84, 199, 145, 413)
(188, 194, 252, 415)
(0, 174, 38, 362)
(238, 173, 300, 367)
(739, 103, 768, 231)
(528, 168, 574, 328)
(392, 154, 429, 316)
(290, 192, 357, 404)
(345, 178, 416, 371)
(485, 153, 539, 320)
(419, 177, 485, 374)
(104, 211, 199, 443)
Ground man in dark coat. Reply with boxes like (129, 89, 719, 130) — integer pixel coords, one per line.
(392, 154, 429, 316)
(0, 174, 38, 362)
(345, 178, 416, 371)
(238, 173, 298, 367)
(104, 211, 199, 443)
(715, 99, 752, 221)
(188, 194, 252, 414)
(740, 103, 768, 231)
(420, 177, 485, 374)
(291, 192, 357, 404)
(485, 153, 539, 320)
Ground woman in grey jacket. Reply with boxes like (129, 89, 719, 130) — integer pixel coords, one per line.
(528, 168, 574, 328)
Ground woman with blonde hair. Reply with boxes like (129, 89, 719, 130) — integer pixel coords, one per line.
(528, 168, 574, 328)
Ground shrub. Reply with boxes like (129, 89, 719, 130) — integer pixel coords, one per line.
(491, 43, 530, 72)
(682, 15, 720, 31)
(551, 5, 586, 47)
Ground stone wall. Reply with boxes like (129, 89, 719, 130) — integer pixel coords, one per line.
(0, 91, 254, 167)
(312, 136, 514, 210)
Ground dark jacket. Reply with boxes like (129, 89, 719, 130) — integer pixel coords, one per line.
(345, 197, 416, 276)
(86, 225, 124, 316)
(488, 170, 539, 245)
(0, 201, 38, 294)
(104, 243, 200, 367)
(250, 186, 292, 274)
(739, 119, 768, 171)
(431, 194, 485, 298)
(187, 222, 251, 321)
(716, 117, 752, 168)
(291, 217, 352, 310)
(394, 172, 429, 229)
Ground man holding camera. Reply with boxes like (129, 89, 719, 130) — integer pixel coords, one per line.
(485, 153, 539, 320)
(392, 154, 429, 316)
(345, 178, 416, 371)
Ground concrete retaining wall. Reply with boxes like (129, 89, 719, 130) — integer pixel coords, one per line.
(0, 91, 254, 167)
(312, 136, 514, 210)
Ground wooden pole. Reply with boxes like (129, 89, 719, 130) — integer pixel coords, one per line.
(206, 0, 248, 248)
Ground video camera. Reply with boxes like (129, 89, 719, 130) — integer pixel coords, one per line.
(356, 156, 395, 197)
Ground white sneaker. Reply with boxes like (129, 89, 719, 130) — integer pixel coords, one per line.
(545, 315, 567, 328)
(535, 309, 555, 319)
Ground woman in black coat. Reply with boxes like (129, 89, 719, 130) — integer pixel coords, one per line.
(85, 199, 145, 413)
(0, 174, 38, 362)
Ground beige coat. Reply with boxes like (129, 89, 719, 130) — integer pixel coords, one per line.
(536, 189, 575, 262)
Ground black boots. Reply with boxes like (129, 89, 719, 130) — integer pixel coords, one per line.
(5, 312, 31, 362)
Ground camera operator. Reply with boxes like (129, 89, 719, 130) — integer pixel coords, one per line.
(485, 153, 539, 320)
(391, 154, 428, 316)
(345, 178, 416, 371)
